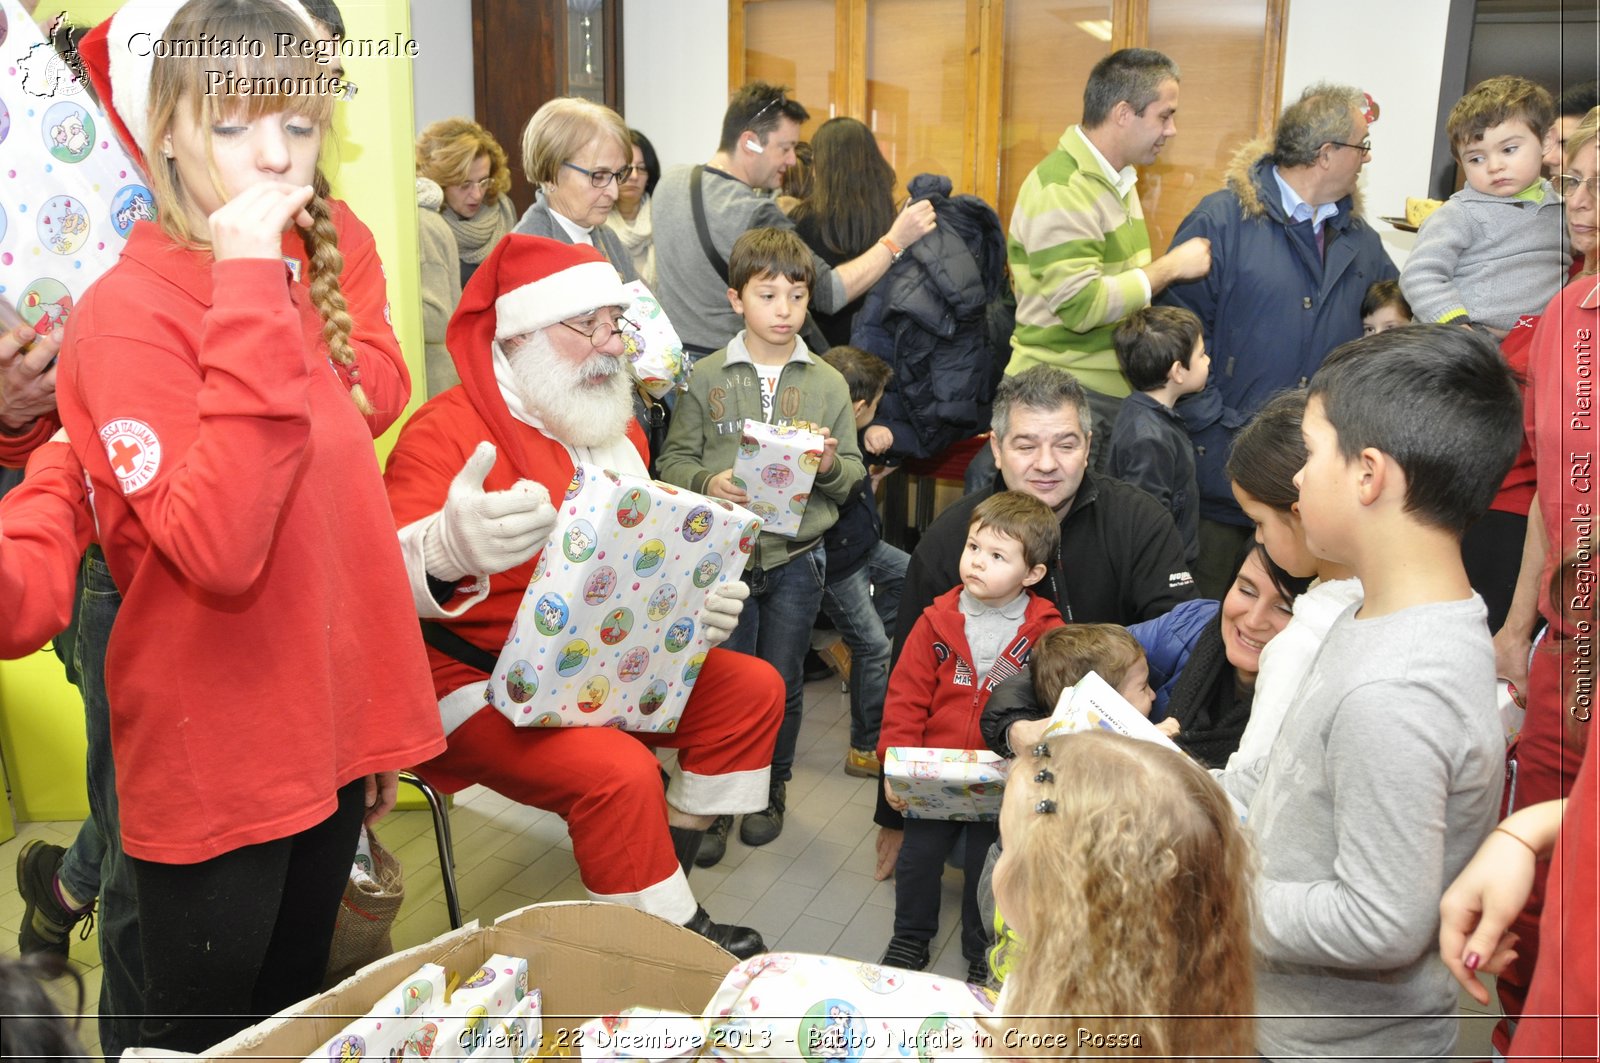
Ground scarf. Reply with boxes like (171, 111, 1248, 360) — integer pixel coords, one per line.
(443, 195, 515, 266)
(1165, 616, 1253, 769)
(604, 194, 656, 287)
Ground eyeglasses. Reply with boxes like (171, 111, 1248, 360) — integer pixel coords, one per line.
(1555, 173, 1600, 198)
(453, 177, 495, 194)
(1328, 137, 1372, 155)
(562, 161, 635, 188)
(562, 313, 638, 347)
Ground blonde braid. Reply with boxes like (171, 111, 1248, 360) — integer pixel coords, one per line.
(300, 174, 373, 415)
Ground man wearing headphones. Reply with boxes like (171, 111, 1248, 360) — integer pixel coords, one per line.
(652, 81, 935, 357)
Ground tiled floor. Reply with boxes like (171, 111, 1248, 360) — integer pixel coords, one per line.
(1, 671, 1499, 1057)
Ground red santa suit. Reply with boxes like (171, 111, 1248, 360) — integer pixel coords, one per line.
(383, 237, 784, 921)
(56, 210, 446, 863)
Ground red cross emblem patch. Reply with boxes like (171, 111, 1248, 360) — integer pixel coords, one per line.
(98, 418, 162, 495)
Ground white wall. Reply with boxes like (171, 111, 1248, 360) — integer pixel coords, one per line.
(410, 0, 476, 134)
(1279, 0, 1453, 265)
(620, 0, 728, 167)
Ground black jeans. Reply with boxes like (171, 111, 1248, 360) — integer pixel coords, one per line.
(128, 780, 365, 1053)
(894, 818, 999, 962)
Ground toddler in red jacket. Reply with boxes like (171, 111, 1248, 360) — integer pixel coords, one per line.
(877, 491, 1063, 983)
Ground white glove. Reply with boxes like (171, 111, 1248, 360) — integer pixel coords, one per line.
(423, 441, 556, 581)
(701, 580, 749, 648)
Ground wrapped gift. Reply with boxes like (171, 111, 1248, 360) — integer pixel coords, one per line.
(463, 989, 543, 1062)
(578, 1007, 704, 1063)
(305, 963, 447, 1062)
(1042, 670, 1180, 751)
(730, 420, 824, 538)
(621, 281, 689, 400)
(0, 0, 151, 335)
(702, 953, 994, 1062)
(488, 464, 761, 732)
(433, 955, 531, 1059)
(883, 748, 1010, 821)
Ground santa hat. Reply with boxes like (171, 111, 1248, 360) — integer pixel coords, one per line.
(451, 235, 628, 349)
(78, 0, 315, 168)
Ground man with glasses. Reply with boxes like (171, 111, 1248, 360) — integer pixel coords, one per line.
(384, 236, 783, 959)
(653, 81, 935, 356)
(1157, 82, 1397, 598)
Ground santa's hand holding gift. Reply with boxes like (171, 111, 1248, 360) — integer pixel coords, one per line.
(384, 236, 782, 957)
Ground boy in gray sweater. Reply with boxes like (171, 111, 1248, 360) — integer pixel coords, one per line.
(1217, 325, 1523, 1060)
(1401, 76, 1569, 335)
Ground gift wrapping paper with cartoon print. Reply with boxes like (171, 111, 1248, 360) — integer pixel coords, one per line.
(488, 463, 761, 732)
(884, 748, 1011, 821)
(729, 419, 824, 538)
(621, 280, 689, 401)
(0, 0, 150, 334)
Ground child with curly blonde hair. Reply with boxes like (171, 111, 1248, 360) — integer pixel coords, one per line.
(987, 732, 1256, 1058)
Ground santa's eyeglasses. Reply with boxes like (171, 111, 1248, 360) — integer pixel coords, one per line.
(561, 313, 638, 347)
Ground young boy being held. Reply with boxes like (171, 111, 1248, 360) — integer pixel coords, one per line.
(1030, 623, 1174, 737)
(1106, 306, 1209, 564)
(1401, 76, 1570, 336)
(658, 227, 866, 858)
(818, 345, 911, 779)
(1219, 325, 1523, 1059)
(1360, 279, 1413, 335)
(878, 491, 1063, 984)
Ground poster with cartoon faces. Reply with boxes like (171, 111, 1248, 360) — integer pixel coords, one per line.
(0, 0, 148, 335)
(883, 747, 1011, 821)
(731, 419, 824, 537)
(489, 463, 760, 732)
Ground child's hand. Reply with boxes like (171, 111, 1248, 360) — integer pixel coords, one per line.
(869, 464, 896, 492)
(706, 469, 749, 503)
(810, 425, 838, 476)
(1007, 716, 1051, 752)
(1156, 718, 1181, 738)
(864, 425, 894, 455)
(883, 778, 909, 812)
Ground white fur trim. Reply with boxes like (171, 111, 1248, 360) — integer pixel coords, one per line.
(669, 765, 772, 816)
(398, 514, 490, 619)
(494, 261, 627, 340)
(438, 682, 493, 737)
(586, 868, 697, 924)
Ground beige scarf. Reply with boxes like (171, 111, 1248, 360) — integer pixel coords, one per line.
(443, 196, 515, 266)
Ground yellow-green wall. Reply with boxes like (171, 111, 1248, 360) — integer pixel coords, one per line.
(0, 0, 429, 823)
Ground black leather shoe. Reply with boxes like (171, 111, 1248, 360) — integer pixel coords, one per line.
(696, 814, 732, 868)
(739, 780, 786, 846)
(685, 905, 765, 959)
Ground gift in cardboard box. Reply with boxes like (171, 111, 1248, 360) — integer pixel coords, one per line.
(729, 420, 824, 538)
(883, 748, 1010, 821)
(488, 464, 760, 732)
(1042, 670, 1181, 751)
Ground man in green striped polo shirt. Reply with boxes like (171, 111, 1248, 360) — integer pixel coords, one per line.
(1005, 48, 1213, 473)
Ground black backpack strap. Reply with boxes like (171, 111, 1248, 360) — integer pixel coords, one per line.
(420, 620, 497, 674)
(690, 166, 730, 283)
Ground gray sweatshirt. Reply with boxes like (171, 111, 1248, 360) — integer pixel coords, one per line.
(651, 164, 848, 351)
(1218, 595, 1504, 1061)
(1400, 181, 1569, 331)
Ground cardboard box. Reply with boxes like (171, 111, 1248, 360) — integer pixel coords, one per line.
(883, 747, 1010, 821)
(487, 464, 760, 733)
(729, 420, 824, 538)
(183, 902, 735, 1063)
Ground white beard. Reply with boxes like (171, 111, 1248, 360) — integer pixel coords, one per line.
(507, 330, 636, 448)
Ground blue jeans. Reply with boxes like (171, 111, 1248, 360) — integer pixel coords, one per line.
(63, 549, 141, 1059)
(724, 545, 826, 784)
(821, 540, 909, 751)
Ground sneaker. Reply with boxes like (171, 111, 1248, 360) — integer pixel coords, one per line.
(880, 935, 931, 972)
(685, 905, 766, 959)
(16, 840, 93, 957)
(966, 955, 991, 987)
(695, 814, 732, 868)
(844, 747, 880, 778)
(739, 780, 786, 847)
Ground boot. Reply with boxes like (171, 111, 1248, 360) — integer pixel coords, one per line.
(685, 905, 765, 959)
(696, 814, 732, 868)
(739, 779, 786, 847)
(668, 826, 703, 873)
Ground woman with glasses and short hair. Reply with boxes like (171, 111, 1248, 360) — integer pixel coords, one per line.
(514, 97, 641, 284)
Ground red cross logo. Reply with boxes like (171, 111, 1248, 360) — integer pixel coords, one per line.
(110, 438, 142, 476)
(98, 419, 162, 495)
